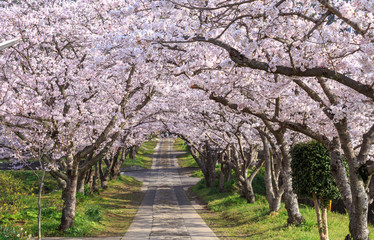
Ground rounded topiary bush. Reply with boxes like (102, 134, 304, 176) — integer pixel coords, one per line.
(290, 140, 340, 240)
(290, 140, 340, 202)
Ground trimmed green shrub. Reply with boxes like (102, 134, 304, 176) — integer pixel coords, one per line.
(290, 141, 340, 202)
(290, 140, 340, 240)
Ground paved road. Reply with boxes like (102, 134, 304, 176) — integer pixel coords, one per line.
(123, 138, 218, 240)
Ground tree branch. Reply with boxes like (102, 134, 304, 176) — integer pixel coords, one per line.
(164, 37, 374, 100)
(317, 0, 366, 36)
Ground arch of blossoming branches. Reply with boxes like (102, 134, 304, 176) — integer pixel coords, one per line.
(0, 0, 373, 239)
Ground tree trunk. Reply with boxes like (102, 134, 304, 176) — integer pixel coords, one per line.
(77, 177, 85, 194)
(242, 158, 265, 204)
(312, 193, 328, 240)
(243, 179, 256, 203)
(226, 164, 231, 183)
(99, 159, 109, 189)
(86, 167, 95, 195)
(207, 165, 216, 188)
(189, 145, 217, 188)
(205, 143, 217, 188)
(236, 179, 244, 197)
(271, 194, 282, 213)
(335, 120, 369, 240)
(219, 163, 225, 192)
(260, 133, 284, 213)
(235, 164, 254, 202)
(203, 168, 215, 188)
(59, 162, 79, 232)
(272, 129, 304, 225)
(200, 155, 216, 188)
(110, 148, 125, 180)
(264, 142, 275, 209)
(92, 163, 99, 194)
(188, 140, 221, 189)
(37, 169, 45, 240)
(328, 137, 352, 213)
(84, 168, 93, 184)
(346, 175, 369, 240)
(129, 147, 135, 163)
(281, 153, 304, 225)
(86, 167, 94, 185)
(321, 206, 329, 240)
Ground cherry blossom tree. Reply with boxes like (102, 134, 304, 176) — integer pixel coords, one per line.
(1, 0, 373, 238)
(149, 1, 373, 238)
(0, 0, 160, 231)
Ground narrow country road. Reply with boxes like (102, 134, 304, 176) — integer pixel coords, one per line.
(123, 138, 218, 240)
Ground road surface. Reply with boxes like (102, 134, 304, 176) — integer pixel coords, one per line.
(123, 138, 218, 240)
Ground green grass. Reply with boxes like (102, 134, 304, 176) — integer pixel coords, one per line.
(192, 173, 374, 240)
(122, 138, 158, 169)
(0, 174, 143, 238)
(173, 138, 199, 168)
(2, 170, 59, 194)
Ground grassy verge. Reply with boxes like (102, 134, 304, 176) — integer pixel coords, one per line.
(193, 174, 374, 240)
(0, 138, 159, 238)
(122, 138, 158, 169)
(173, 138, 199, 168)
(171, 140, 374, 239)
(0, 172, 143, 238)
(192, 178, 374, 239)
(35, 175, 143, 237)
